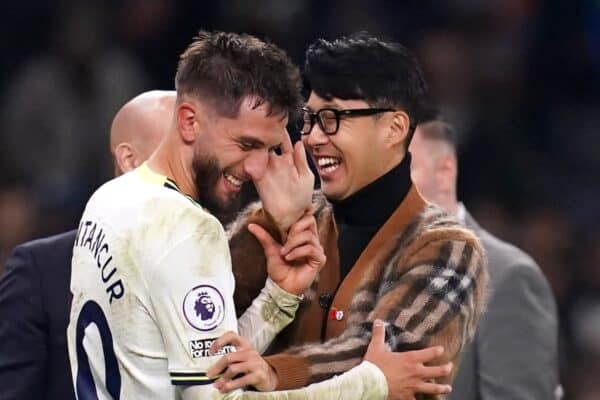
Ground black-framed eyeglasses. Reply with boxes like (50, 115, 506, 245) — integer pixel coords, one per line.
(299, 107, 396, 136)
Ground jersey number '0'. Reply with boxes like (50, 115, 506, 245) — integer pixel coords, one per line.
(75, 300, 122, 399)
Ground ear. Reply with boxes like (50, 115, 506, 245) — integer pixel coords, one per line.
(385, 111, 410, 148)
(113, 143, 137, 175)
(176, 102, 199, 143)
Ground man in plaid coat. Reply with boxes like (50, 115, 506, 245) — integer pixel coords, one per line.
(212, 33, 489, 400)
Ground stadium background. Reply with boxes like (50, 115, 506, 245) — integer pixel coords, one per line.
(1, 1, 598, 398)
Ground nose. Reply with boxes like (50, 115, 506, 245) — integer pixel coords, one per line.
(303, 121, 330, 150)
(243, 149, 270, 181)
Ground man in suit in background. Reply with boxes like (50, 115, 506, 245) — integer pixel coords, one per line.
(0, 90, 175, 400)
(409, 117, 562, 399)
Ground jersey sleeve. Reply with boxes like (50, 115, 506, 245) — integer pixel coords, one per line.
(144, 214, 238, 387)
(179, 361, 387, 400)
(238, 277, 302, 354)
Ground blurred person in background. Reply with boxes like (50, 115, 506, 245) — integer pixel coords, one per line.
(0, 90, 175, 400)
(409, 116, 561, 399)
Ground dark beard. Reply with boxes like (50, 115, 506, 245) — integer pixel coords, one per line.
(192, 152, 241, 224)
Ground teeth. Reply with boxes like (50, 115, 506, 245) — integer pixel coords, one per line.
(317, 157, 340, 167)
(224, 173, 243, 187)
(316, 157, 341, 173)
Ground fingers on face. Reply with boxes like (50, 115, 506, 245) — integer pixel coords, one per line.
(293, 140, 312, 175)
(271, 135, 314, 185)
(280, 129, 294, 154)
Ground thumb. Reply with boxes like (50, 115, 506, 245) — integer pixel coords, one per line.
(368, 319, 386, 350)
(248, 223, 280, 255)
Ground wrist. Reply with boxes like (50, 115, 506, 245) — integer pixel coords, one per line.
(262, 210, 290, 242)
(273, 280, 304, 296)
(265, 210, 303, 235)
(280, 286, 304, 296)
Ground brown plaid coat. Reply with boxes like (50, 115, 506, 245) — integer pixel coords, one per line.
(228, 186, 488, 398)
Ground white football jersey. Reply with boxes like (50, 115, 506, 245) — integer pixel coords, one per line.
(68, 163, 240, 399)
(67, 163, 388, 400)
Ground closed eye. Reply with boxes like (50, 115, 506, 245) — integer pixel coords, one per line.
(238, 140, 259, 151)
(236, 136, 267, 152)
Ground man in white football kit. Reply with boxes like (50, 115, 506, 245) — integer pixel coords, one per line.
(69, 162, 310, 398)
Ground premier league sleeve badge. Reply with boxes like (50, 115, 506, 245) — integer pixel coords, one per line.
(182, 285, 225, 332)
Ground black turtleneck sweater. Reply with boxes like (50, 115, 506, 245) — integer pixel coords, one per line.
(331, 154, 413, 281)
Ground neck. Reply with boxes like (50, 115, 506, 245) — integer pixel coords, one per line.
(433, 191, 459, 215)
(147, 134, 197, 199)
(332, 153, 413, 227)
(447, 199, 459, 215)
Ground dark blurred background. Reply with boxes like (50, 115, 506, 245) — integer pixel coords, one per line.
(1, 0, 599, 398)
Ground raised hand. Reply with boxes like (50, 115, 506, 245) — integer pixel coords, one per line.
(253, 130, 314, 235)
(207, 331, 277, 392)
(365, 320, 453, 400)
(248, 211, 325, 296)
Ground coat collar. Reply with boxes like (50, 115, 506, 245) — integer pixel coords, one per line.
(325, 185, 429, 338)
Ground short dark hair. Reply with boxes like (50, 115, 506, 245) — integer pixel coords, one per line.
(176, 30, 302, 120)
(304, 32, 428, 143)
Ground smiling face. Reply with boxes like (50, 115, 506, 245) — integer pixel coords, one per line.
(192, 97, 286, 214)
(302, 92, 405, 201)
